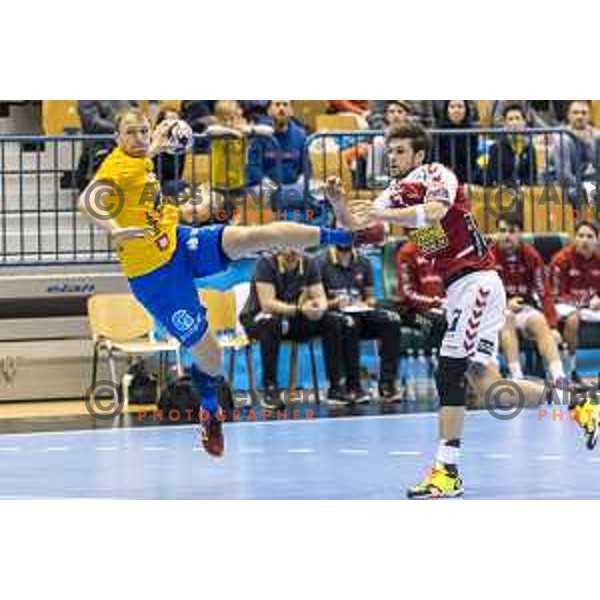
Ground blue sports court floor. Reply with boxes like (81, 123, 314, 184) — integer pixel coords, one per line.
(0, 409, 598, 499)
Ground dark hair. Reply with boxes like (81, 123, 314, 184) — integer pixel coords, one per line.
(385, 100, 411, 114)
(567, 100, 591, 113)
(155, 107, 179, 126)
(576, 220, 599, 237)
(385, 123, 430, 154)
(502, 102, 527, 120)
(444, 100, 471, 125)
(497, 213, 524, 231)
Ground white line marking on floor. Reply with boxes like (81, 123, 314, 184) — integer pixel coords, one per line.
(588, 457, 600, 463)
(43, 447, 69, 452)
(339, 449, 369, 455)
(0, 447, 20, 452)
(143, 447, 167, 452)
(287, 448, 315, 454)
(485, 453, 513, 460)
(389, 451, 421, 456)
(537, 455, 562, 461)
(240, 448, 265, 454)
(0, 411, 440, 440)
(95, 447, 118, 452)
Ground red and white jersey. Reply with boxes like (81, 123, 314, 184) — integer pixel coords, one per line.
(491, 242, 558, 328)
(373, 163, 495, 285)
(549, 245, 600, 308)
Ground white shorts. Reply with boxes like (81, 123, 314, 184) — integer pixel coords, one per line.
(555, 303, 600, 322)
(441, 270, 506, 365)
(510, 305, 544, 332)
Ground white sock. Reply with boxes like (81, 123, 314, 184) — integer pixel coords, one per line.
(508, 362, 524, 379)
(548, 360, 565, 383)
(436, 440, 460, 467)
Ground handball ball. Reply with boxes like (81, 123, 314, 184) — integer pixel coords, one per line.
(164, 119, 193, 154)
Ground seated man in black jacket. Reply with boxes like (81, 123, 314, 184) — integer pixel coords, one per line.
(241, 248, 360, 408)
(487, 102, 537, 186)
(319, 245, 403, 402)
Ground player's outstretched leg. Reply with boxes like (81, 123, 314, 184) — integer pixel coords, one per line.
(221, 222, 352, 260)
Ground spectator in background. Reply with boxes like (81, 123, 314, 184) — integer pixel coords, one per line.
(396, 240, 447, 349)
(319, 244, 403, 402)
(75, 100, 139, 190)
(367, 101, 412, 187)
(368, 100, 435, 129)
(152, 107, 187, 197)
(433, 100, 480, 184)
(486, 103, 537, 185)
(246, 100, 307, 213)
(180, 101, 216, 133)
(491, 215, 564, 384)
(550, 221, 600, 383)
(240, 248, 357, 407)
(204, 100, 273, 222)
(432, 100, 480, 127)
(551, 100, 600, 203)
(490, 100, 542, 127)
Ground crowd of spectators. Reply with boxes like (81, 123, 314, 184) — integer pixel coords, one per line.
(75, 99, 600, 221)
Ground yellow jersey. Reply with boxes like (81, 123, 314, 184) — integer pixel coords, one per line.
(93, 147, 179, 279)
(210, 137, 247, 191)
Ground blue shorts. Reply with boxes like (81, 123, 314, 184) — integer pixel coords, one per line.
(129, 225, 230, 348)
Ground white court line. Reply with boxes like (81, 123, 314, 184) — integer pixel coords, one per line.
(339, 449, 369, 455)
(0, 411, 440, 440)
(287, 448, 315, 454)
(0, 447, 20, 452)
(95, 447, 118, 452)
(239, 448, 265, 454)
(42, 447, 69, 452)
(485, 453, 513, 460)
(588, 457, 600, 463)
(537, 455, 562, 462)
(389, 451, 422, 456)
(143, 447, 167, 452)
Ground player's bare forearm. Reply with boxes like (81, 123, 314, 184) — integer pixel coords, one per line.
(325, 176, 364, 231)
(373, 201, 448, 228)
(327, 191, 360, 230)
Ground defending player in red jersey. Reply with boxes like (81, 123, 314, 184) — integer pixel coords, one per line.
(326, 123, 599, 499)
(491, 215, 565, 384)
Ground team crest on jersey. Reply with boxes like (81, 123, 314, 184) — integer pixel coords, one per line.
(410, 225, 449, 256)
(186, 230, 200, 252)
(172, 310, 196, 333)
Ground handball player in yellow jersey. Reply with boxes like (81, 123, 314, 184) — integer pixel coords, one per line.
(79, 109, 353, 457)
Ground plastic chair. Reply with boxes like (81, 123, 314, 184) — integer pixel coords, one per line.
(87, 293, 182, 408)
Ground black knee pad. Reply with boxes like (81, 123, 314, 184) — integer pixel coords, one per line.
(435, 356, 469, 407)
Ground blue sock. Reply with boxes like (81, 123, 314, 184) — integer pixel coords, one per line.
(190, 364, 221, 416)
(319, 227, 352, 247)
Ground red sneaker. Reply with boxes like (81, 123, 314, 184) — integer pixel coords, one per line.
(200, 410, 225, 457)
